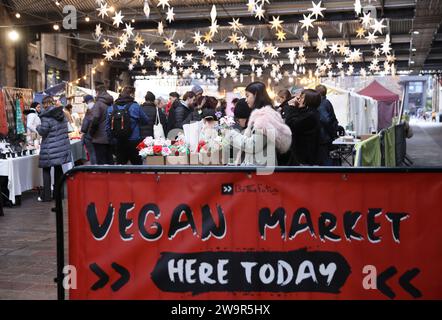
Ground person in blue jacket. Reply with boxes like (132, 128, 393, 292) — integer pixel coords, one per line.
(106, 86, 148, 165)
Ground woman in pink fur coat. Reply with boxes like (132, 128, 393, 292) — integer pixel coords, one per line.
(227, 82, 292, 166)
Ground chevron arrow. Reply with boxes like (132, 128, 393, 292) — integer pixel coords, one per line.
(399, 268, 422, 298)
(90, 262, 130, 292)
(377, 266, 398, 299)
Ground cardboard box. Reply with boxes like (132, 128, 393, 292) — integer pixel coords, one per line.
(143, 156, 165, 165)
(189, 153, 199, 165)
(199, 152, 224, 165)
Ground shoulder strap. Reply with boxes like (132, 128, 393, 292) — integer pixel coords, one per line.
(124, 103, 132, 111)
(155, 107, 160, 125)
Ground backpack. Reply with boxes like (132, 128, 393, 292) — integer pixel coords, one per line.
(110, 104, 132, 140)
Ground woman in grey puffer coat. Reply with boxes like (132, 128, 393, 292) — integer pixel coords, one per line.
(36, 96, 72, 202)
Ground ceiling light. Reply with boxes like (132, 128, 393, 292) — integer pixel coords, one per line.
(85, 16, 90, 22)
(15, 13, 21, 19)
(412, 48, 416, 52)
(413, 31, 419, 35)
(8, 29, 19, 41)
(53, 24, 60, 31)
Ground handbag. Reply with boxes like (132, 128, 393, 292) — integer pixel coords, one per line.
(153, 107, 165, 139)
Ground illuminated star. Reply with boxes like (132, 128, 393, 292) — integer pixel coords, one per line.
(163, 37, 174, 48)
(329, 43, 339, 54)
(124, 23, 134, 37)
(229, 18, 243, 31)
(238, 36, 249, 50)
(361, 12, 372, 27)
(247, 0, 256, 12)
(166, 7, 175, 23)
(300, 14, 316, 31)
(158, 22, 164, 35)
(356, 27, 366, 38)
(186, 53, 193, 61)
(101, 38, 112, 49)
(270, 16, 284, 30)
(103, 50, 113, 61)
(96, 2, 110, 19)
(157, 0, 170, 10)
(276, 29, 287, 41)
(370, 19, 386, 35)
(255, 5, 265, 20)
(134, 34, 144, 46)
(354, 0, 362, 15)
(95, 24, 102, 38)
(112, 11, 124, 28)
(228, 33, 239, 44)
(373, 48, 381, 57)
(365, 32, 378, 44)
(193, 31, 203, 44)
(176, 40, 185, 49)
(203, 31, 213, 43)
(308, 1, 326, 19)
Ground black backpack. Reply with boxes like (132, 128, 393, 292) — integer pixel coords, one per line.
(110, 104, 132, 140)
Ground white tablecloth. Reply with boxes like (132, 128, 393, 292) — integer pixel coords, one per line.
(0, 140, 83, 204)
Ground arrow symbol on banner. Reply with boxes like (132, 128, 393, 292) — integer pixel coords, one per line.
(377, 266, 422, 299)
(90, 262, 130, 292)
(223, 186, 232, 193)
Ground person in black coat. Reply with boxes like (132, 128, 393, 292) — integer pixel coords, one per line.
(81, 95, 97, 164)
(315, 85, 339, 166)
(276, 89, 293, 120)
(166, 91, 196, 136)
(140, 91, 167, 138)
(285, 89, 321, 166)
(184, 96, 218, 125)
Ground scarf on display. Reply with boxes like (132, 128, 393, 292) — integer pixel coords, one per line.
(0, 90, 7, 136)
(16, 98, 26, 135)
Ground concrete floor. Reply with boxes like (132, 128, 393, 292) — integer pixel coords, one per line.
(0, 121, 441, 300)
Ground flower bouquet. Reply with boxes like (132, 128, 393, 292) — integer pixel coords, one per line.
(195, 126, 230, 165)
(166, 134, 191, 165)
(137, 137, 171, 165)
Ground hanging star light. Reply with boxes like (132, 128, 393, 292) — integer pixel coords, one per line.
(197, 43, 207, 53)
(276, 29, 287, 41)
(142, 45, 151, 55)
(308, 1, 326, 19)
(329, 43, 339, 54)
(354, 0, 362, 15)
(300, 14, 315, 31)
(101, 38, 112, 49)
(288, 48, 297, 62)
(228, 33, 239, 44)
(166, 7, 175, 23)
(112, 11, 124, 28)
(356, 27, 366, 38)
(303, 32, 309, 42)
(176, 40, 185, 49)
(370, 18, 386, 35)
(226, 51, 236, 61)
(237, 51, 245, 61)
(176, 56, 184, 66)
(142, 69, 147, 74)
(270, 46, 280, 58)
(238, 36, 249, 50)
(134, 34, 144, 46)
(193, 31, 203, 44)
(143, 0, 150, 18)
(373, 48, 381, 57)
(387, 54, 396, 63)
(270, 16, 284, 30)
(128, 63, 134, 71)
(337, 62, 343, 69)
(262, 59, 270, 68)
(185, 53, 193, 62)
(350, 48, 362, 62)
(210, 21, 220, 35)
(192, 62, 199, 70)
(155, 60, 162, 68)
(158, 21, 164, 35)
(361, 12, 372, 27)
(139, 55, 145, 65)
(381, 35, 392, 55)
(316, 38, 328, 53)
(365, 31, 378, 44)
(339, 43, 348, 55)
(298, 46, 305, 56)
(247, 0, 257, 12)
(157, 0, 170, 10)
(133, 47, 142, 58)
(97, 2, 110, 19)
(95, 24, 102, 38)
(255, 5, 265, 20)
(203, 31, 214, 43)
(204, 48, 216, 59)
(163, 37, 174, 48)
(360, 68, 367, 77)
(147, 49, 158, 61)
(229, 18, 243, 31)
(103, 50, 113, 61)
(124, 23, 134, 37)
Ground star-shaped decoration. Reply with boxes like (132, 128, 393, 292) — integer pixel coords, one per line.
(339, 44, 348, 55)
(203, 31, 214, 43)
(101, 38, 112, 49)
(270, 16, 284, 30)
(134, 34, 144, 46)
(147, 49, 158, 61)
(157, 0, 170, 10)
(356, 27, 366, 38)
(163, 38, 174, 48)
(197, 43, 207, 53)
(365, 32, 378, 44)
(228, 33, 239, 44)
(112, 11, 124, 28)
(255, 5, 265, 20)
(308, 1, 326, 19)
(354, 0, 362, 15)
(298, 46, 305, 56)
(158, 22, 164, 35)
(162, 61, 171, 71)
(247, 0, 256, 13)
(237, 51, 245, 61)
(262, 59, 270, 68)
(238, 36, 249, 50)
(96, 2, 110, 19)
(128, 63, 134, 71)
(139, 55, 145, 66)
(210, 21, 220, 35)
(204, 48, 216, 59)
(303, 32, 309, 42)
(186, 53, 193, 62)
(387, 54, 396, 63)
(193, 31, 203, 44)
(226, 51, 236, 61)
(329, 43, 339, 54)
(276, 29, 287, 42)
(124, 23, 134, 37)
(95, 24, 102, 38)
(166, 7, 175, 23)
(361, 12, 372, 28)
(381, 40, 391, 55)
(337, 62, 343, 69)
(133, 47, 142, 58)
(288, 48, 297, 61)
(316, 38, 328, 53)
(370, 18, 386, 35)
(360, 68, 367, 77)
(176, 56, 184, 66)
(130, 57, 138, 65)
(373, 48, 381, 57)
(229, 18, 243, 31)
(103, 50, 113, 61)
(270, 46, 280, 58)
(300, 14, 315, 31)
(176, 40, 185, 49)
(155, 60, 162, 68)
(192, 62, 199, 70)
(350, 48, 362, 62)
(142, 68, 147, 75)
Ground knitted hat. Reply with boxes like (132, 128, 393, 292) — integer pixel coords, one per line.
(83, 95, 94, 103)
(191, 85, 204, 95)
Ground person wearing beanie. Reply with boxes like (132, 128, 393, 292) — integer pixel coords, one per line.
(191, 85, 204, 100)
(233, 98, 251, 131)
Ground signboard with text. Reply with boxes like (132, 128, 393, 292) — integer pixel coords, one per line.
(67, 171, 442, 299)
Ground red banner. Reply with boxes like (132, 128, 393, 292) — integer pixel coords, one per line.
(67, 171, 442, 300)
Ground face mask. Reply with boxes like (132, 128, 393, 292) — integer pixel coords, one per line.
(87, 102, 94, 110)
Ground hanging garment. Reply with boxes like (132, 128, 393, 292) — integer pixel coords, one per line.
(0, 90, 8, 136)
(15, 98, 26, 135)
